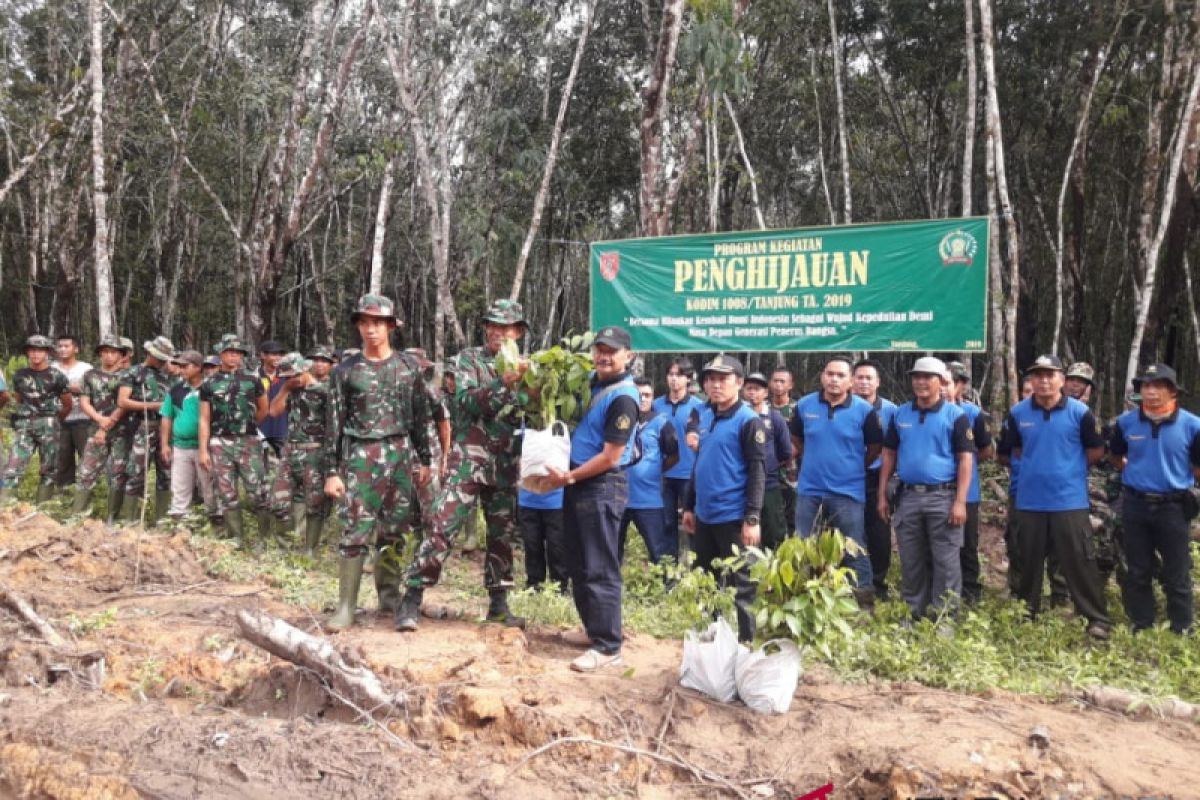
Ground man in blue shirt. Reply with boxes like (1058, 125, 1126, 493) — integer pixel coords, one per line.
(619, 378, 679, 563)
(544, 326, 640, 672)
(852, 358, 898, 600)
(791, 356, 883, 598)
(997, 355, 1111, 638)
(683, 355, 766, 642)
(948, 362, 994, 604)
(652, 358, 704, 561)
(1108, 363, 1200, 634)
(878, 357, 974, 620)
(1003, 374, 1035, 596)
(743, 371, 792, 550)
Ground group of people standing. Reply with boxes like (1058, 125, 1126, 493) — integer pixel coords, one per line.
(2, 307, 1196, 671)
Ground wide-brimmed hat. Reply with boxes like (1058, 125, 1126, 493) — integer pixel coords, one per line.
(24, 334, 54, 351)
(143, 336, 176, 361)
(215, 334, 249, 355)
(350, 294, 399, 324)
(1134, 363, 1183, 393)
(94, 334, 124, 354)
(482, 299, 527, 326)
(1065, 361, 1095, 386)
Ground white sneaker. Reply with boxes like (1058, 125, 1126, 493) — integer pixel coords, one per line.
(570, 649, 624, 672)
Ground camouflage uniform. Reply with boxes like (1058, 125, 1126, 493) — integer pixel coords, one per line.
(270, 361, 331, 519)
(1, 361, 69, 490)
(201, 368, 269, 516)
(1088, 450, 1125, 585)
(325, 350, 431, 559)
(119, 362, 172, 502)
(76, 366, 125, 491)
(403, 336, 526, 591)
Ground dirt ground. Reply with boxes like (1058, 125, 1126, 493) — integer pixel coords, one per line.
(1, 505, 1198, 800)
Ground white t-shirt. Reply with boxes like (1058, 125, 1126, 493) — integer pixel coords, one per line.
(53, 360, 93, 423)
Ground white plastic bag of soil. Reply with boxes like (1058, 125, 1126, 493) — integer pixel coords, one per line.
(679, 618, 746, 703)
(520, 422, 571, 494)
(735, 639, 802, 714)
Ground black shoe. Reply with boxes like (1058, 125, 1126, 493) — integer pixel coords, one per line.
(485, 590, 526, 629)
(394, 588, 423, 632)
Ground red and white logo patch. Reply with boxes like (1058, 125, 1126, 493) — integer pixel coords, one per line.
(599, 252, 620, 281)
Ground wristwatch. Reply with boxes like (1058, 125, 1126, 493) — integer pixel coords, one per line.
(744, 514, 760, 526)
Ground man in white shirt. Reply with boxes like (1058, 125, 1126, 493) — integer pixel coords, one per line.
(53, 334, 93, 490)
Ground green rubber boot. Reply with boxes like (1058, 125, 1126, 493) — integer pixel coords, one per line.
(256, 510, 278, 542)
(303, 516, 324, 557)
(71, 487, 93, 515)
(119, 496, 143, 525)
(327, 554, 366, 631)
(224, 511, 244, 540)
(0, 487, 14, 505)
(485, 589, 527, 629)
(374, 551, 403, 614)
(35, 484, 55, 504)
(152, 490, 171, 527)
(291, 502, 307, 540)
(106, 489, 124, 524)
(394, 586, 424, 632)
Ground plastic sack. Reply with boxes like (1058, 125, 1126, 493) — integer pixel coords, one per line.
(734, 639, 802, 714)
(520, 422, 571, 494)
(679, 618, 745, 703)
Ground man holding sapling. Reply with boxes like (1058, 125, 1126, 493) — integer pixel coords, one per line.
(396, 299, 531, 632)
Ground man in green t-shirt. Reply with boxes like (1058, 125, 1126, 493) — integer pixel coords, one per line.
(160, 351, 213, 521)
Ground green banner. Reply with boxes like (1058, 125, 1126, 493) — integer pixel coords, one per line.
(590, 217, 989, 353)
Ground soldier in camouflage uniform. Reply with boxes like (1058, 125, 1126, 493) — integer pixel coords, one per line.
(0, 336, 72, 504)
(199, 335, 269, 541)
(268, 347, 334, 555)
(395, 299, 531, 632)
(115, 336, 175, 524)
(322, 295, 432, 631)
(70, 335, 130, 515)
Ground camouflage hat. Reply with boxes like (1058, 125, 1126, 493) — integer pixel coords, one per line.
(143, 335, 176, 362)
(278, 351, 312, 376)
(118, 337, 135, 353)
(1065, 361, 1095, 386)
(94, 334, 124, 354)
(946, 360, 971, 382)
(404, 346, 434, 369)
(482, 299, 527, 327)
(24, 334, 54, 351)
(306, 345, 336, 363)
(350, 294, 399, 324)
(215, 334, 249, 355)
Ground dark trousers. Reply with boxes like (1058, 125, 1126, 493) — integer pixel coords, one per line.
(519, 506, 568, 591)
(618, 507, 668, 563)
(760, 486, 787, 551)
(960, 502, 982, 603)
(564, 472, 628, 655)
(864, 476, 892, 597)
(1014, 509, 1111, 628)
(660, 476, 689, 561)
(56, 420, 91, 487)
(692, 518, 756, 642)
(780, 481, 797, 536)
(1121, 493, 1194, 633)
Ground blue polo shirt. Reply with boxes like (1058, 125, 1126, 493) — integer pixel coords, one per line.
(957, 401, 993, 503)
(865, 396, 898, 471)
(690, 402, 765, 524)
(1109, 408, 1200, 493)
(570, 372, 640, 467)
(519, 486, 563, 511)
(884, 399, 974, 485)
(998, 395, 1103, 512)
(790, 392, 883, 503)
(625, 413, 678, 509)
(652, 394, 705, 480)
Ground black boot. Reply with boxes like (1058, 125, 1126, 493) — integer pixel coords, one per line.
(485, 589, 526, 629)
(395, 587, 423, 632)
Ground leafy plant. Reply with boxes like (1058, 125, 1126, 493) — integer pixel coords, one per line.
(66, 607, 118, 636)
(497, 332, 595, 428)
(741, 532, 862, 658)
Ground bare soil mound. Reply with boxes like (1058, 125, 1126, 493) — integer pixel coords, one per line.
(1, 506, 1198, 799)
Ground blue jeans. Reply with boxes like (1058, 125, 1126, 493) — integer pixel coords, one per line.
(619, 507, 668, 563)
(795, 493, 872, 588)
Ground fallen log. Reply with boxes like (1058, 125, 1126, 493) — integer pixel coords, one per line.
(0, 582, 68, 648)
(1079, 686, 1199, 721)
(234, 609, 409, 716)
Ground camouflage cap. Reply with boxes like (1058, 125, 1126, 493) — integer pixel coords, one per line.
(482, 299, 527, 326)
(215, 334, 249, 355)
(94, 334, 124, 354)
(278, 351, 312, 376)
(306, 345, 335, 363)
(143, 335, 176, 362)
(946, 360, 971, 382)
(24, 334, 54, 351)
(118, 337, 135, 353)
(350, 294, 399, 324)
(1065, 361, 1095, 386)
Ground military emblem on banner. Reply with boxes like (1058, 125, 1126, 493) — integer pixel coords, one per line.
(599, 251, 620, 281)
(939, 229, 978, 266)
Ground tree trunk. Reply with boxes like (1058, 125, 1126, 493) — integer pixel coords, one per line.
(638, 0, 685, 236)
(962, 0, 976, 216)
(827, 0, 852, 223)
(89, 0, 115, 339)
(369, 156, 396, 295)
(510, 0, 594, 302)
